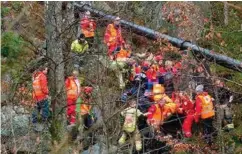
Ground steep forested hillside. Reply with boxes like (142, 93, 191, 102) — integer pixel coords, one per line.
(1, 2, 242, 154)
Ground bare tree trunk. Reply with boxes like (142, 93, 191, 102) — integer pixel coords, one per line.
(46, 1, 67, 142)
(224, 1, 228, 26)
(61, 2, 77, 76)
(214, 87, 225, 154)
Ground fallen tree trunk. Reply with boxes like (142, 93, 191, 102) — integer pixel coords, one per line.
(74, 2, 242, 72)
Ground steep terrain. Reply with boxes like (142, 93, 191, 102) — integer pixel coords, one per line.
(1, 2, 242, 154)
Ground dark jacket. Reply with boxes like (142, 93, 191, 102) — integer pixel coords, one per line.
(164, 71, 174, 97)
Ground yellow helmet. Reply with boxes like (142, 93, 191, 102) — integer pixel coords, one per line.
(153, 84, 165, 102)
(153, 84, 165, 94)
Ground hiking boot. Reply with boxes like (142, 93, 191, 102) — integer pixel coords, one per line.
(67, 124, 76, 132)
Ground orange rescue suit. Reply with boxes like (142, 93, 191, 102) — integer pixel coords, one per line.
(32, 72, 49, 102)
(65, 76, 79, 100)
(80, 17, 96, 38)
(146, 64, 159, 81)
(195, 92, 215, 122)
(147, 101, 176, 125)
(104, 23, 125, 55)
(115, 48, 131, 61)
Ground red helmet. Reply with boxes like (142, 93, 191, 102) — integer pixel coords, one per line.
(84, 86, 93, 94)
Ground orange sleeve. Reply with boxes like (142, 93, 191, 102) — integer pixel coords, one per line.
(147, 105, 156, 120)
(40, 74, 49, 95)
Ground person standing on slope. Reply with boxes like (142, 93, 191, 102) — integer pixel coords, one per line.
(194, 85, 215, 144)
(80, 11, 96, 48)
(32, 66, 49, 128)
(104, 17, 127, 60)
(65, 70, 81, 126)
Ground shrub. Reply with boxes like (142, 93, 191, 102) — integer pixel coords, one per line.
(1, 31, 25, 59)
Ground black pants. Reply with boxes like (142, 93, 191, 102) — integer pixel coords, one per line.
(85, 37, 94, 48)
(83, 114, 94, 129)
(202, 118, 214, 144)
(71, 52, 84, 69)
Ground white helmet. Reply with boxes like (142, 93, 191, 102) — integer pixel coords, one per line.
(195, 85, 204, 93)
(85, 11, 91, 15)
(115, 17, 121, 21)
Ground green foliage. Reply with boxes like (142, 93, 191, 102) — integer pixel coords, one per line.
(12, 2, 23, 11)
(202, 2, 242, 94)
(211, 2, 242, 60)
(49, 118, 64, 142)
(1, 31, 25, 59)
(210, 64, 242, 95)
(220, 31, 242, 60)
(1, 6, 10, 17)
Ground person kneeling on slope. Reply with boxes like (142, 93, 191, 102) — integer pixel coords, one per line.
(146, 84, 177, 138)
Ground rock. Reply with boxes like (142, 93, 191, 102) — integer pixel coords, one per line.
(1, 105, 51, 153)
(1, 106, 30, 137)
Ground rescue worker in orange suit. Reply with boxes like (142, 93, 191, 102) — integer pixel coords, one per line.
(65, 70, 81, 125)
(32, 66, 49, 126)
(194, 85, 215, 144)
(79, 86, 94, 129)
(104, 17, 126, 59)
(146, 84, 176, 137)
(129, 62, 142, 82)
(114, 46, 132, 62)
(80, 11, 96, 48)
(154, 55, 167, 76)
(145, 63, 159, 97)
(172, 91, 195, 138)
